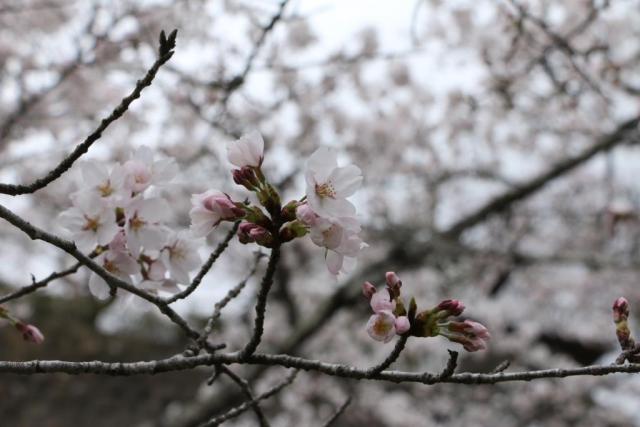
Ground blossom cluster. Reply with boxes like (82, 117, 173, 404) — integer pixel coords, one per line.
(190, 131, 367, 276)
(59, 147, 201, 299)
(363, 272, 490, 352)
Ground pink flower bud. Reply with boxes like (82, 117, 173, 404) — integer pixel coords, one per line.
(385, 271, 401, 289)
(16, 323, 45, 344)
(613, 297, 630, 322)
(362, 281, 376, 300)
(394, 316, 410, 335)
(370, 289, 395, 313)
(437, 299, 465, 317)
(366, 311, 397, 343)
(442, 320, 490, 352)
(203, 194, 244, 218)
(238, 221, 272, 246)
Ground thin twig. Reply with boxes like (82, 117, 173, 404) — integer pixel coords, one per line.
(0, 262, 82, 304)
(0, 29, 178, 196)
(200, 369, 297, 427)
(238, 245, 281, 360)
(198, 256, 262, 349)
(219, 366, 270, 427)
(320, 396, 352, 427)
(165, 221, 241, 304)
(366, 335, 409, 377)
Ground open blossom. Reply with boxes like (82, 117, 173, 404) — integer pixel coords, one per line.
(74, 162, 129, 207)
(88, 234, 139, 299)
(123, 145, 178, 194)
(161, 232, 201, 285)
(59, 192, 119, 252)
(124, 198, 169, 256)
(227, 130, 264, 168)
(305, 147, 362, 220)
(309, 215, 367, 275)
(366, 288, 410, 342)
(190, 190, 245, 237)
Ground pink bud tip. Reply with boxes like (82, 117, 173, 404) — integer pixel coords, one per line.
(394, 316, 410, 335)
(437, 299, 465, 317)
(613, 297, 630, 322)
(16, 323, 45, 344)
(362, 282, 376, 299)
(385, 271, 401, 288)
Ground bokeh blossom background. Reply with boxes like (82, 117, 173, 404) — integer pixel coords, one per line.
(2, 0, 640, 425)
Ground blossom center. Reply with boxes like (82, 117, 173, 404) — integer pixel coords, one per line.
(129, 215, 146, 232)
(98, 182, 113, 197)
(373, 316, 392, 335)
(83, 215, 101, 232)
(315, 182, 336, 199)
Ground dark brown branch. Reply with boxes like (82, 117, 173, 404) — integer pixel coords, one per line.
(366, 335, 409, 377)
(0, 352, 639, 387)
(198, 257, 262, 349)
(200, 369, 297, 427)
(320, 396, 352, 427)
(219, 366, 270, 427)
(445, 116, 640, 237)
(238, 245, 281, 360)
(0, 29, 178, 196)
(0, 261, 82, 304)
(165, 221, 241, 304)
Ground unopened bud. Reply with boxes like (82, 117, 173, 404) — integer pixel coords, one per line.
(437, 299, 465, 317)
(16, 323, 44, 344)
(613, 297, 629, 322)
(385, 271, 401, 289)
(362, 281, 376, 299)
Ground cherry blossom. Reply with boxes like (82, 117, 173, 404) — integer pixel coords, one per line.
(306, 214, 367, 275)
(58, 192, 119, 252)
(226, 130, 264, 168)
(74, 162, 129, 207)
(124, 197, 170, 256)
(365, 287, 410, 342)
(305, 147, 362, 220)
(88, 237, 139, 300)
(160, 231, 201, 285)
(122, 145, 178, 194)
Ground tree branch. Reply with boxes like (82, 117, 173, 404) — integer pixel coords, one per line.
(0, 29, 178, 196)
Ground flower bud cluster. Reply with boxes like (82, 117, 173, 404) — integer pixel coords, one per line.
(190, 132, 367, 276)
(363, 272, 490, 352)
(59, 147, 201, 299)
(363, 273, 411, 343)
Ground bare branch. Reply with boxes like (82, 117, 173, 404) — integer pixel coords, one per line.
(366, 335, 409, 377)
(238, 245, 281, 360)
(320, 396, 352, 427)
(200, 369, 297, 427)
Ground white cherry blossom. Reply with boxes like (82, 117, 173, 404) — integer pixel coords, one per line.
(73, 162, 129, 207)
(305, 147, 362, 220)
(226, 130, 264, 168)
(88, 233, 139, 299)
(58, 192, 119, 252)
(122, 145, 178, 194)
(124, 197, 170, 256)
(161, 231, 201, 285)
